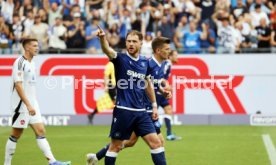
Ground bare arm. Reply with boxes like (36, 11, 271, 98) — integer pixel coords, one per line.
(15, 82, 36, 115)
(97, 25, 117, 59)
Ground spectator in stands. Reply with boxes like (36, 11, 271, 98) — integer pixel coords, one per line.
(200, 0, 216, 23)
(231, 0, 248, 20)
(255, 17, 271, 53)
(85, 17, 101, 54)
(141, 32, 153, 57)
(213, 14, 239, 54)
(66, 12, 85, 53)
(1, 0, 14, 24)
(250, 4, 270, 27)
(157, 5, 176, 48)
(9, 13, 25, 52)
(182, 20, 207, 54)
(0, 14, 10, 54)
(271, 26, 276, 53)
(174, 14, 189, 49)
(131, 9, 144, 32)
(19, 0, 36, 18)
(38, 8, 49, 24)
(47, 2, 63, 26)
(30, 15, 49, 52)
(48, 16, 67, 53)
(22, 10, 34, 37)
(200, 20, 216, 53)
(270, 3, 276, 29)
(249, 0, 271, 14)
(106, 22, 120, 50)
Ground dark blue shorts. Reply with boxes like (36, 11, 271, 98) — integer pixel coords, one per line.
(110, 107, 156, 140)
(156, 94, 169, 108)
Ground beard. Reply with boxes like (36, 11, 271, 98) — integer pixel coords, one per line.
(127, 47, 139, 56)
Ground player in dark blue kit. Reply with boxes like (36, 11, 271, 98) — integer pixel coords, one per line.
(88, 26, 167, 165)
(160, 50, 182, 141)
(86, 37, 172, 165)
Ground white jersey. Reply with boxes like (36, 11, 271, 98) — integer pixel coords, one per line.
(11, 56, 39, 113)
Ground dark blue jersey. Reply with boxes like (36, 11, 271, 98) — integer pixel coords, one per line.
(111, 52, 150, 111)
(144, 56, 166, 112)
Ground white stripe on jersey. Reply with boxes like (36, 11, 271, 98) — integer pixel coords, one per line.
(116, 105, 146, 111)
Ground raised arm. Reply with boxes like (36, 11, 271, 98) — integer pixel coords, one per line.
(97, 25, 117, 59)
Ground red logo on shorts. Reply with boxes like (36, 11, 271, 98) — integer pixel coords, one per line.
(20, 120, 25, 125)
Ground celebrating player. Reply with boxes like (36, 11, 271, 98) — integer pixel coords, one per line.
(86, 37, 172, 165)
(4, 38, 71, 165)
(90, 26, 167, 165)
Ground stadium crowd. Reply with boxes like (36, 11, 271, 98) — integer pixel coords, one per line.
(0, 0, 276, 55)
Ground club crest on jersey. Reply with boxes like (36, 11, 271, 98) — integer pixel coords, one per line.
(20, 120, 25, 125)
(141, 62, 145, 67)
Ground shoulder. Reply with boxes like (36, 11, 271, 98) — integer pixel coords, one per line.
(13, 56, 26, 70)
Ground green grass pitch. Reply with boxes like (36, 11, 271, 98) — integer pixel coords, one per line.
(1, 126, 275, 165)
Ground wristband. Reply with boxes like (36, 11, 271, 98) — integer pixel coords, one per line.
(152, 102, 157, 108)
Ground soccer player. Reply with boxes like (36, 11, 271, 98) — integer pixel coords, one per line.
(93, 26, 167, 165)
(160, 50, 182, 141)
(86, 37, 172, 165)
(4, 38, 71, 165)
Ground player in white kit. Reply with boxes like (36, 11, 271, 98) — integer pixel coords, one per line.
(4, 38, 71, 165)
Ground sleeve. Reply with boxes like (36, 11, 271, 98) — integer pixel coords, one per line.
(110, 52, 119, 64)
(12, 59, 24, 83)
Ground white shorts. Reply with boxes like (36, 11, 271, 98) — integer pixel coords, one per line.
(12, 110, 43, 128)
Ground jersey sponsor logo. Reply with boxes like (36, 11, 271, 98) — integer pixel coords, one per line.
(0, 56, 246, 115)
(127, 70, 146, 79)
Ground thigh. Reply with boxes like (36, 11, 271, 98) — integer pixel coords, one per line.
(12, 112, 30, 129)
(109, 108, 135, 140)
(163, 105, 172, 114)
(134, 112, 156, 137)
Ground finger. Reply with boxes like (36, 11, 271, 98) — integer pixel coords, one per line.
(97, 25, 103, 31)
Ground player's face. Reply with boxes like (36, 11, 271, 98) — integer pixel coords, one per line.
(27, 41, 39, 56)
(171, 51, 178, 64)
(126, 34, 142, 56)
(158, 43, 171, 61)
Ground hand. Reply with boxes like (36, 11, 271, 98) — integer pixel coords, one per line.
(97, 25, 106, 38)
(152, 106, 159, 120)
(27, 105, 36, 116)
(163, 90, 172, 99)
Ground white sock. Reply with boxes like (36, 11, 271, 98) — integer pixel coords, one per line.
(4, 136, 17, 165)
(36, 136, 56, 163)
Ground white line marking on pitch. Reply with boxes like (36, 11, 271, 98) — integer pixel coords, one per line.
(262, 134, 276, 165)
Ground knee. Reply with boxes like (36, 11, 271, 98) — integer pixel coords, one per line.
(36, 128, 46, 136)
(125, 139, 137, 148)
(149, 138, 162, 149)
(109, 143, 123, 152)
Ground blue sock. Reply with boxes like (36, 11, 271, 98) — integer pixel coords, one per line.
(96, 144, 110, 160)
(151, 147, 166, 165)
(105, 151, 117, 165)
(164, 117, 172, 136)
